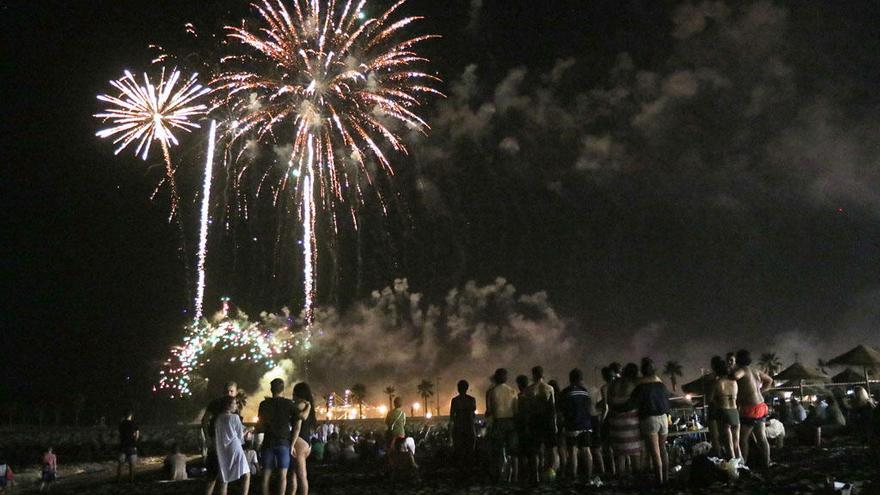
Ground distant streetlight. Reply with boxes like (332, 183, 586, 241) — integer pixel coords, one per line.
(412, 402, 420, 416)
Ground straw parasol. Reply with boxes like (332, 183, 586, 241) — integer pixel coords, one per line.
(681, 373, 716, 396)
(779, 380, 829, 397)
(773, 362, 830, 382)
(827, 344, 880, 388)
(773, 362, 829, 398)
(831, 368, 865, 384)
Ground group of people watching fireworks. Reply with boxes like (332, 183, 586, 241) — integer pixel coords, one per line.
(470, 360, 677, 487)
(200, 379, 316, 495)
(193, 349, 878, 493)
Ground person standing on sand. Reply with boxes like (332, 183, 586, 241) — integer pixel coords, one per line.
(630, 358, 670, 486)
(449, 379, 477, 470)
(608, 363, 641, 477)
(559, 368, 595, 482)
(486, 368, 518, 482)
(526, 366, 559, 481)
(212, 396, 251, 495)
(202, 382, 239, 490)
(732, 349, 773, 469)
(289, 382, 316, 495)
(39, 446, 57, 492)
(709, 356, 741, 461)
(117, 411, 139, 483)
(513, 374, 532, 483)
(598, 366, 616, 476)
(257, 378, 296, 495)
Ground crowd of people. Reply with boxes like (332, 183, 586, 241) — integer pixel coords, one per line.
(448, 350, 879, 488)
(2, 350, 876, 493)
(139, 356, 880, 492)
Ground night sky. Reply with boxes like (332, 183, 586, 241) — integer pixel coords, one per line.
(4, 1, 880, 418)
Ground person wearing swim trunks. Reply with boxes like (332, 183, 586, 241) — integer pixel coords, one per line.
(257, 378, 296, 495)
(559, 368, 594, 481)
(486, 368, 518, 482)
(525, 366, 559, 480)
(732, 349, 773, 469)
(710, 356, 741, 460)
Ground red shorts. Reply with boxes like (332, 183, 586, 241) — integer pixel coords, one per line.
(738, 402, 768, 425)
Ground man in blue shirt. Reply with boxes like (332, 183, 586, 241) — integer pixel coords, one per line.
(559, 368, 594, 481)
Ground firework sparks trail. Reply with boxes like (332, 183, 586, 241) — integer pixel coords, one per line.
(214, 0, 441, 321)
(96, 68, 211, 220)
(195, 120, 218, 322)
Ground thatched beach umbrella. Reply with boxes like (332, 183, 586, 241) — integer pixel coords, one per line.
(831, 368, 865, 384)
(682, 373, 715, 396)
(779, 380, 829, 397)
(774, 362, 829, 399)
(827, 344, 880, 389)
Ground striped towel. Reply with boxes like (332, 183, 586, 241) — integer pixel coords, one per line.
(609, 409, 641, 455)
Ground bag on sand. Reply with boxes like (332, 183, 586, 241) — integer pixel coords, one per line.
(689, 455, 727, 487)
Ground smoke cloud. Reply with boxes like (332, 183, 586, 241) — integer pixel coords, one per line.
(308, 277, 575, 408)
(392, 0, 880, 384)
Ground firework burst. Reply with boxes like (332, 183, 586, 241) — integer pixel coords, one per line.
(158, 299, 302, 396)
(214, 0, 441, 324)
(215, 0, 441, 205)
(96, 68, 211, 218)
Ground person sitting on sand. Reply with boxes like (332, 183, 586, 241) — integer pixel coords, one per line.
(731, 349, 773, 469)
(165, 443, 188, 481)
(324, 432, 341, 463)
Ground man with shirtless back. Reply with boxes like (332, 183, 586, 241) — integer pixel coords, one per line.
(731, 349, 773, 469)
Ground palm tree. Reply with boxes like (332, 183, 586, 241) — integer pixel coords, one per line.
(759, 353, 782, 376)
(417, 379, 434, 416)
(383, 386, 396, 409)
(350, 384, 367, 418)
(663, 361, 683, 392)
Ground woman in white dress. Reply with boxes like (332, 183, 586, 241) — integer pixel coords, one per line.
(212, 396, 251, 495)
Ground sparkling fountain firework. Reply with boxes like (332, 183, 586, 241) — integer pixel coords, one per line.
(158, 299, 301, 396)
(194, 120, 218, 322)
(214, 0, 441, 325)
(95, 68, 211, 220)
